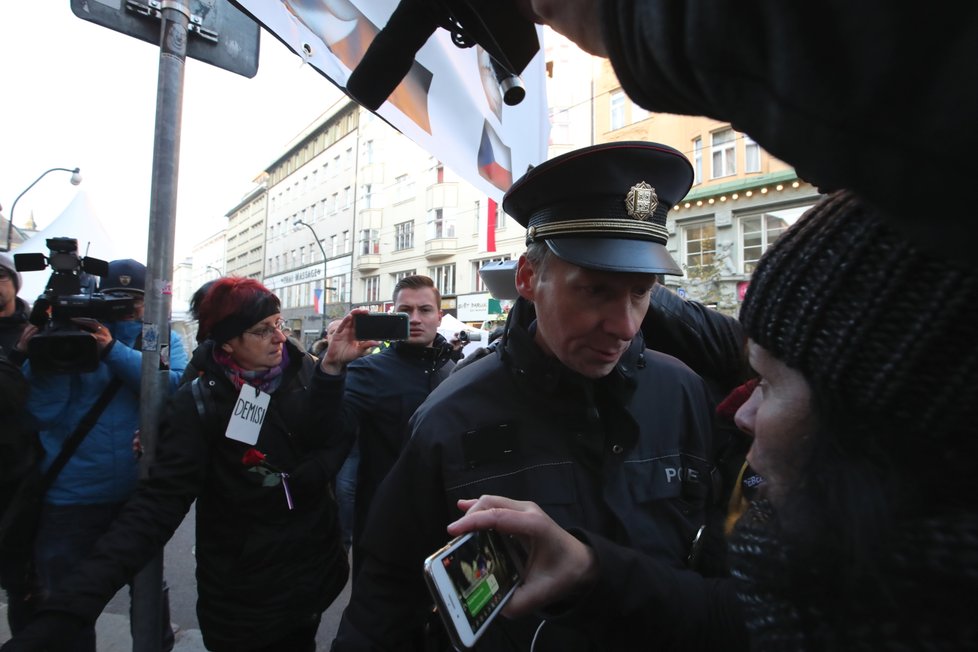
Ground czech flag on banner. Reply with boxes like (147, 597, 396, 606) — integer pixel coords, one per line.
(313, 287, 323, 314)
(477, 122, 513, 192)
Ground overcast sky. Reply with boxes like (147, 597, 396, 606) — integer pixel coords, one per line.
(0, 1, 344, 262)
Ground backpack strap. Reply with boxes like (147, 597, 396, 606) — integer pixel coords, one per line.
(190, 376, 221, 429)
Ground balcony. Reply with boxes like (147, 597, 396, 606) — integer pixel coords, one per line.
(356, 254, 381, 271)
(425, 238, 457, 260)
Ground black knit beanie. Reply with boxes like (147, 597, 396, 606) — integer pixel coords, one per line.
(739, 190, 978, 443)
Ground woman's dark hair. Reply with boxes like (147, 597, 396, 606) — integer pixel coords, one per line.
(190, 280, 217, 343)
(197, 277, 280, 345)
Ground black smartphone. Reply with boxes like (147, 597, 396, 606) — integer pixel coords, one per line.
(423, 529, 524, 649)
(353, 312, 409, 341)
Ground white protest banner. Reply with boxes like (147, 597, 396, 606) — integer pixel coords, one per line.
(230, 0, 550, 203)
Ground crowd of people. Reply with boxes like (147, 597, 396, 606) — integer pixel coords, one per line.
(2, 2, 976, 650)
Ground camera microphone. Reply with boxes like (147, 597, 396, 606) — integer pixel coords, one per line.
(345, 0, 539, 111)
(346, 0, 439, 110)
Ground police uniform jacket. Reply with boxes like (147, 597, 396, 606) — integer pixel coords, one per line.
(34, 339, 354, 650)
(334, 299, 742, 651)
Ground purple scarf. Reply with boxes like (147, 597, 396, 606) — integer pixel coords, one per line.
(213, 344, 290, 394)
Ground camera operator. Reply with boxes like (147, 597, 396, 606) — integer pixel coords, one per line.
(12, 258, 187, 652)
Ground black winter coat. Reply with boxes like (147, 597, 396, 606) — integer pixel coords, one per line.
(602, 0, 978, 258)
(345, 336, 455, 570)
(38, 340, 355, 650)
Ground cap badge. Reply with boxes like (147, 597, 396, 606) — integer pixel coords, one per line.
(625, 181, 658, 221)
(119, 275, 132, 286)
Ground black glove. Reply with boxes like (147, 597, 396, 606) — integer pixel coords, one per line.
(0, 610, 89, 651)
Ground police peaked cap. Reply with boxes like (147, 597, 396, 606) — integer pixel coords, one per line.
(503, 141, 692, 275)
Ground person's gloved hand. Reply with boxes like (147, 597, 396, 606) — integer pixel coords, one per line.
(0, 610, 89, 651)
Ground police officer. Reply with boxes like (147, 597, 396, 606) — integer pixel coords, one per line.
(332, 142, 747, 651)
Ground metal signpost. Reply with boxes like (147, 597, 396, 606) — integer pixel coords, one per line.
(67, 1, 259, 649)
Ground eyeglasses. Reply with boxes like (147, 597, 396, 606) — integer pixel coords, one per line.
(0, 271, 13, 283)
(244, 318, 287, 340)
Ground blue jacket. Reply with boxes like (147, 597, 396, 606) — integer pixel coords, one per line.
(24, 320, 187, 505)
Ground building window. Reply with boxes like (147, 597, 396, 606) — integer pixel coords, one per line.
(610, 90, 625, 130)
(692, 137, 703, 185)
(740, 205, 810, 274)
(362, 184, 373, 209)
(393, 269, 417, 283)
(631, 103, 648, 123)
(435, 164, 444, 184)
(328, 274, 348, 304)
(429, 264, 456, 296)
(394, 174, 415, 203)
(364, 275, 380, 302)
(744, 134, 761, 173)
(473, 256, 511, 292)
(363, 140, 374, 165)
(427, 208, 455, 239)
(342, 230, 351, 253)
(300, 246, 306, 265)
(711, 128, 736, 179)
(683, 221, 717, 277)
(359, 229, 380, 255)
(330, 235, 338, 257)
(394, 221, 415, 250)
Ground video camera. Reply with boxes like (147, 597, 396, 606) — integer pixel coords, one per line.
(15, 237, 134, 374)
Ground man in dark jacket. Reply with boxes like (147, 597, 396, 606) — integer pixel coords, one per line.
(333, 143, 747, 651)
(344, 275, 456, 575)
(0, 253, 29, 356)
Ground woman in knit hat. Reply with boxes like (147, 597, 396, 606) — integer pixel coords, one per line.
(445, 190, 978, 649)
(6, 277, 367, 651)
(727, 190, 978, 648)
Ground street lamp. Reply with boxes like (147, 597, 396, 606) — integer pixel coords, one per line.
(4, 167, 82, 252)
(294, 218, 329, 325)
(205, 265, 223, 277)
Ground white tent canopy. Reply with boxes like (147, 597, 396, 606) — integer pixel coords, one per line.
(15, 190, 124, 302)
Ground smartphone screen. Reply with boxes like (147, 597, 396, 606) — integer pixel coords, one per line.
(424, 529, 522, 649)
(353, 312, 409, 341)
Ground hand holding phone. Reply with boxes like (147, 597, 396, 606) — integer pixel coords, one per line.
(423, 529, 524, 649)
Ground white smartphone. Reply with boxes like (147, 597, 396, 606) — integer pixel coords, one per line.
(423, 529, 524, 650)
